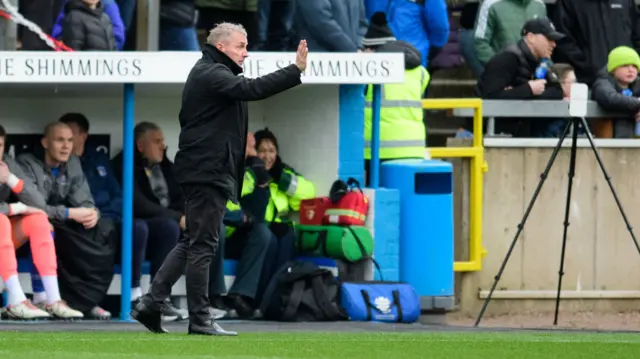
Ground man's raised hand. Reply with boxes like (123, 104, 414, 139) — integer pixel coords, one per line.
(296, 40, 308, 72)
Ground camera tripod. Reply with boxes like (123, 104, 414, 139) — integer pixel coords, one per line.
(475, 116, 640, 327)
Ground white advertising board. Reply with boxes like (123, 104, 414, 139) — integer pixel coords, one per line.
(0, 51, 405, 85)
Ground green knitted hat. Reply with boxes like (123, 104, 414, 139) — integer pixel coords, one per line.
(607, 46, 640, 73)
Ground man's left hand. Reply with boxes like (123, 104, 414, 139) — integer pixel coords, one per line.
(296, 40, 308, 72)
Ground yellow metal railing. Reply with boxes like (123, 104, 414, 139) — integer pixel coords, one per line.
(423, 99, 488, 272)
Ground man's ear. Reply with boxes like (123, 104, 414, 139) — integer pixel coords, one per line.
(41, 136, 48, 150)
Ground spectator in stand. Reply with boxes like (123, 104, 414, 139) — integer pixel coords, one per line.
(254, 0, 295, 51)
(52, 0, 125, 50)
(208, 132, 275, 319)
(477, 18, 567, 137)
(61, 0, 117, 51)
(293, 0, 368, 52)
(197, 0, 258, 45)
(160, 0, 200, 51)
(18, 122, 116, 320)
(111, 122, 185, 319)
(0, 125, 84, 320)
(386, 0, 449, 70)
(59, 114, 181, 319)
(473, 0, 547, 69)
(459, 2, 483, 78)
(553, 0, 640, 87)
(592, 47, 640, 138)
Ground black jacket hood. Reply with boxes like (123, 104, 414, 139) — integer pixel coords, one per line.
(377, 40, 422, 70)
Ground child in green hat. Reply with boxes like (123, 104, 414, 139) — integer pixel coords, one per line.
(592, 46, 640, 138)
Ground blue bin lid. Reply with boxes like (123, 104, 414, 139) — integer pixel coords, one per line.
(381, 159, 452, 172)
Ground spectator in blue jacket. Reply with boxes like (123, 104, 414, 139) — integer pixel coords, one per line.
(52, 0, 125, 50)
(293, 0, 368, 52)
(385, 0, 450, 69)
(59, 114, 184, 321)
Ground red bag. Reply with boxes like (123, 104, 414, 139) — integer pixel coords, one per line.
(323, 178, 369, 226)
(299, 197, 331, 225)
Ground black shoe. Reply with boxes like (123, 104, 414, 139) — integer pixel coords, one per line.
(210, 295, 229, 311)
(131, 300, 168, 334)
(161, 299, 185, 322)
(224, 294, 254, 319)
(188, 320, 238, 336)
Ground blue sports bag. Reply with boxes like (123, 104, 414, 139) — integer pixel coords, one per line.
(340, 281, 420, 323)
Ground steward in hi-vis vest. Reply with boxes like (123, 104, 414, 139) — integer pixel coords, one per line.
(362, 12, 429, 163)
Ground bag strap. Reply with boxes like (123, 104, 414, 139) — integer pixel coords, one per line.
(360, 289, 405, 322)
(281, 280, 306, 321)
(310, 275, 344, 321)
(360, 289, 374, 321)
(346, 226, 384, 281)
(392, 290, 404, 323)
(297, 229, 330, 257)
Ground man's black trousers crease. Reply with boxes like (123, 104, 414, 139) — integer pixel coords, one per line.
(145, 184, 227, 325)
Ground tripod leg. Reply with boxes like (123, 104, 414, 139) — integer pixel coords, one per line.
(554, 118, 580, 325)
(474, 119, 573, 328)
(579, 117, 640, 256)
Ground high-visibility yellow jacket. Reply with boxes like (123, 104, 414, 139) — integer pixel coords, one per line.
(364, 64, 429, 160)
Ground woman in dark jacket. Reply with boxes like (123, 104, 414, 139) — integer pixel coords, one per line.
(62, 0, 117, 51)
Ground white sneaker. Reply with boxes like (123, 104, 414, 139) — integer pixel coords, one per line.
(86, 306, 112, 320)
(6, 300, 51, 320)
(37, 301, 84, 320)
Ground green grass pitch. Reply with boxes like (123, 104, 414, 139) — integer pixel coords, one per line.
(1, 331, 639, 359)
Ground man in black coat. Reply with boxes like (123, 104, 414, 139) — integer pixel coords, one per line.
(132, 22, 308, 336)
(476, 18, 567, 137)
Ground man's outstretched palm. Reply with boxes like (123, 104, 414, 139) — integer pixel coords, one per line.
(296, 40, 308, 72)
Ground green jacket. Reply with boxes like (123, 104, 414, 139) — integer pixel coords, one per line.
(195, 0, 257, 12)
(473, 0, 547, 65)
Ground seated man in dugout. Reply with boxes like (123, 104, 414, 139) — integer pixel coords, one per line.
(254, 128, 315, 297)
(112, 122, 184, 320)
(592, 46, 640, 138)
(208, 132, 276, 319)
(0, 125, 83, 320)
(17, 122, 117, 320)
(60, 113, 167, 316)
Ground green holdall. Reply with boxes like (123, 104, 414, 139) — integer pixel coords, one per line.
(295, 225, 374, 262)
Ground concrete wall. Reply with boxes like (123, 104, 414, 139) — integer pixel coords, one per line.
(457, 141, 640, 316)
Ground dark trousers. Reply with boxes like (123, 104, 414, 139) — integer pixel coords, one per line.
(145, 184, 226, 325)
(116, 218, 181, 288)
(209, 223, 273, 302)
(255, 222, 296, 305)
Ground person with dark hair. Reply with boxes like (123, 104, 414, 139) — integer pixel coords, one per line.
(0, 125, 84, 320)
(17, 122, 116, 319)
(111, 122, 185, 320)
(253, 128, 314, 294)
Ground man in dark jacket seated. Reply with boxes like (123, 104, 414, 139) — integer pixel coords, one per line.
(59, 113, 183, 321)
(207, 133, 275, 319)
(112, 122, 185, 319)
(17, 122, 116, 319)
(477, 18, 567, 137)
